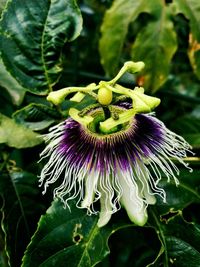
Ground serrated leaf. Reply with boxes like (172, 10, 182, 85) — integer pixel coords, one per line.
(104, 164, 199, 266)
(0, 0, 82, 95)
(0, 56, 25, 105)
(147, 166, 200, 266)
(131, 5, 177, 92)
(0, 113, 42, 148)
(149, 212, 200, 267)
(22, 200, 127, 267)
(13, 103, 60, 131)
(0, 171, 45, 267)
(174, 0, 200, 79)
(99, 0, 163, 76)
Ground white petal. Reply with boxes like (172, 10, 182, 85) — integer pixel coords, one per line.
(118, 170, 148, 226)
(144, 192, 156, 205)
(97, 187, 113, 228)
(81, 169, 99, 209)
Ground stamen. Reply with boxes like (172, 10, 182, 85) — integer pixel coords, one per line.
(39, 105, 192, 228)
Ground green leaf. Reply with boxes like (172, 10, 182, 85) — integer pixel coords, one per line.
(99, 0, 177, 92)
(174, 0, 200, 41)
(131, 5, 177, 92)
(0, 171, 45, 267)
(0, 56, 25, 105)
(100, 226, 161, 267)
(170, 109, 200, 148)
(183, 134, 200, 148)
(99, 0, 162, 76)
(155, 167, 200, 215)
(174, 0, 200, 79)
(148, 166, 200, 266)
(22, 200, 127, 267)
(21, 164, 200, 267)
(13, 103, 60, 131)
(0, 0, 82, 95)
(0, 113, 43, 148)
(149, 212, 200, 267)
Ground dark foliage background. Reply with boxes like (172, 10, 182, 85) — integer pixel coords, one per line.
(0, 0, 200, 266)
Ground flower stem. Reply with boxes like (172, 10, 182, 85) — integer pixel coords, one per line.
(108, 61, 145, 85)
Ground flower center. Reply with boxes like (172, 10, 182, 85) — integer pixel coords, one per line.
(83, 105, 133, 136)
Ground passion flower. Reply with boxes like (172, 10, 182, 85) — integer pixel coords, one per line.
(39, 61, 192, 227)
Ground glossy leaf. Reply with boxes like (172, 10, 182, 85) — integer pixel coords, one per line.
(0, 1, 200, 266)
(174, 0, 200, 79)
(0, 113, 42, 148)
(148, 166, 200, 266)
(149, 212, 200, 267)
(21, 163, 200, 267)
(155, 167, 200, 214)
(170, 110, 200, 148)
(0, 0, 82, 95)
(100, 226, 161, 267)
(22, 199, 127, 267)
(183, 134, 200, 149)
(99, 0, 162, 76)
(13, 103, 60, 131)
(0, 56, 25, 105)
(0, 171, 45, 267)
(131, 5, 177, 92)
(148, 166, 200, 267)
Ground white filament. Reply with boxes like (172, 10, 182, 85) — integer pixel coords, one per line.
(39, 115, 192, 227)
